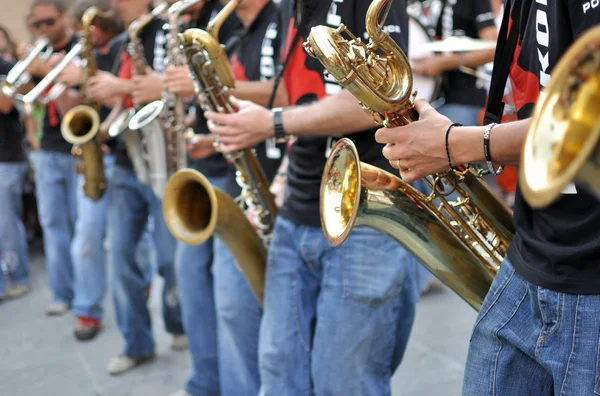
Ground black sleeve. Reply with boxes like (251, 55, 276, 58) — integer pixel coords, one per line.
(565, 0, 600, 39)
(354, 0, 409, 54)
(0, 58, 14, 75)
(472, 0, 496, 32)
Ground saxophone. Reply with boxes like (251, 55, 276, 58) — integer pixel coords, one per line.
(109, 2, 168, 189)
(303, 0, 514, 311)
(128, 0, 202, 197)
(61, 7, 115, 201)
(520, 25, 600, 208)
(162, 0, 271, 306)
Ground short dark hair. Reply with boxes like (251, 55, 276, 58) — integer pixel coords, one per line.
(70, 0, 124, 35)
(31, 0, 68, 14)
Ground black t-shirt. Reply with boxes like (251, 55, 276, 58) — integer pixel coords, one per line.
(41, 35, 80, 153)
(188, 0, 242, 177)
(0, 59, 26, 162)
(506, 0, 600, 294)
(95, 34, 127, 152)
(113, 18, 168, 169)
(433, 0, 496, 106)
(224, 1, 284, 197)
(277, 0, 408, 227)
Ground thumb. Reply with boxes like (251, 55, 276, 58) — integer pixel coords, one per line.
(413, 98, 435, 119)
(229, 95, 251, 110)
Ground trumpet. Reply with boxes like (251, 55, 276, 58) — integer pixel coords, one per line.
(520, 25, 600, 208)
(304, 0, 514, 310)
(0, 37, 52, 98)
(14, 42, 82, 116)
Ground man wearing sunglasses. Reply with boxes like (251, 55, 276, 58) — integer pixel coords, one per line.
(24, 0, 82, 317)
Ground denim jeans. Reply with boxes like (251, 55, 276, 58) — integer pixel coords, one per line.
(213, 238, 262, 396)
(463, 258, 600, 396)
(0, 161, 30, 297)
(71, 154, 154, 321)
(258, 217, 420, 396)
(34, 150, 78, 304)
(175, 175, 225, 396)
(109, 165, 183, 358)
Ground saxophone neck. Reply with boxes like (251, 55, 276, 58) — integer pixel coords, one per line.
(206, 0, 240, 42)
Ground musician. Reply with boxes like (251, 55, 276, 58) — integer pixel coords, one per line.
(205, 1, 421, 394)
(411, 0, 497, 126)
(56, 0, 155, 342)
(374, 1, 600, 394)
(0, 57, 31, 302)
(84, 0, 184, 375)
(24, 0, 82, 316)
(158, 1, 243, 395)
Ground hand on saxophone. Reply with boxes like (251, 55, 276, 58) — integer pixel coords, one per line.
(132, 66, 163, 105)
(164, 66, 195, 98)
(205, 96, 273, 153)
(57, 60, 82, 87)
(375, 98, 454, 183)
(186, 134, 217, 159)
(85, 71, 128, 104)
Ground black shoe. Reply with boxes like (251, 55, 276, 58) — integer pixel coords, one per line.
(74, 317, 101, 341)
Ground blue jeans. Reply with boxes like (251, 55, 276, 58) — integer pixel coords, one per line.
(213, 238, 262, 396)
(0, 161, 30, 297)
(463, 259, 600, 396)
(258, 217, 420, 396)
(109, 165, 183, 358)
(175, 175, 225, 396)
(34, 150, 78, 304)
(71, 154, 154, 320)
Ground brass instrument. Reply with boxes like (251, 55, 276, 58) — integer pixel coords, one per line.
(15, 42, 82, 116)
(128, 0, 202, 198)
(162, 0, 271, 305)
(110, 2, 169, 188)
(60, 7, 115, 201)
(520, 25, 600, 208)
(0, 37, 52, 98)
(303, 0, 514, 310)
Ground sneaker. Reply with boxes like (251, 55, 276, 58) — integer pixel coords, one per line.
(6, 285, 30, 299)
(106, 353, 155, 376)
(169, 390, 192, 396)
(170, 334, 188, 351)
(46, 301, 70, 316)
(74, 316, 101, 341)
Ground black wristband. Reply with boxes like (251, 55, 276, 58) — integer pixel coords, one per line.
(445, 123, 463, 170)
(272, 107, 288, 142)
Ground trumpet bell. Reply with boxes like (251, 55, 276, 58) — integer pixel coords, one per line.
(128, 100, 165, 131)
(320, 138, 495, 310)
(520, 25, 600, 207)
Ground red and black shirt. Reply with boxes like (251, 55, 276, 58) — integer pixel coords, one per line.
(41, 34, 79, 153)
(506, 0, 600, 294)
(0, 58, 26, 162)
(223, 0, 285, 197)
(277, 0, 409, 227)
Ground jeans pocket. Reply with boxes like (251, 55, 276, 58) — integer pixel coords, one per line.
(470, 259, 516, 340)
(342, 228, 408, 307)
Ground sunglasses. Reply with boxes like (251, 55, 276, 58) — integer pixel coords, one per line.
(31, 18, 57, 29)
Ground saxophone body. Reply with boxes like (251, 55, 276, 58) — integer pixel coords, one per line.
(303, 0, 514, 311)
(61, 7, 114, 201)
(110, 2, 168, 188)
(128, 0, 201, 197)
(162, 0, 271, 305)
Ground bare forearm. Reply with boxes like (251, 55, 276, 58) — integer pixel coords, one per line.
(282, 89, 376, 137)
(451, 119, 531, 167)
(233, 81, 288, 108)
(0, 96, 13, 113)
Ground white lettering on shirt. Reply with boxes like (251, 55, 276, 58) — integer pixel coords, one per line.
(583, 0, 600, 13)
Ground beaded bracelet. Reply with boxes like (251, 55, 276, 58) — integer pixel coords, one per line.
(483, 123, 504, 176)
(445, 123, 463, 170)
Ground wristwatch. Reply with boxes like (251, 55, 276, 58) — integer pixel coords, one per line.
(272, 107, 288, 143)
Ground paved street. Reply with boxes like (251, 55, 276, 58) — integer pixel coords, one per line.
(0, 242, 477, 396)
